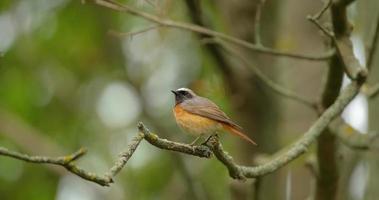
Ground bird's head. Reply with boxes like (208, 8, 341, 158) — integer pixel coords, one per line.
(171, 88, 197, 104)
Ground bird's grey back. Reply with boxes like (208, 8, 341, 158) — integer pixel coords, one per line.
(180, 96, 242, 130)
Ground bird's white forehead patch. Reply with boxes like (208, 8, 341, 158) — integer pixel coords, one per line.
(176, 88, 193, 92)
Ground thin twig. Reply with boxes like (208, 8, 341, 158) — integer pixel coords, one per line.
(87, 0, 334, 61)
(307, 16, 335, 38)
(108, 25, 162, 39)
(212, 39, 317, 108)
(313, 0, 333, 20)
(0, 147, 86, 165)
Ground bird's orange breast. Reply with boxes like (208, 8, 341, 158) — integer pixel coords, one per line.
(173, 105, 222, 135)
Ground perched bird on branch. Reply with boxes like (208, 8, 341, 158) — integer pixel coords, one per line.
(171, 88, 256, 145)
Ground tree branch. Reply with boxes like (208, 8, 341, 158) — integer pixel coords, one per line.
(239, 81, 360, 178)
(0, 81, 361, 186)
(86, 0, 334, 61)
(0, 133, 144, 186)
(138, 123, 212, 158)
(0, 147, 86, 165)
(105, 132, 144, 178)
(307, 1, 367, 81)
(137, 81, 360, 181)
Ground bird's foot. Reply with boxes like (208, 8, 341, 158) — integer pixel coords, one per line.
(201, 134, 218, 146)
(189, 135, 203, 146)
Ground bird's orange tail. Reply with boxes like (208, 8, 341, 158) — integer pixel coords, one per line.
(223, 124, 257, 145)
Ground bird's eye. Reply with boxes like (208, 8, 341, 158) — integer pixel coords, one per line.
(178, 90, 191, 98)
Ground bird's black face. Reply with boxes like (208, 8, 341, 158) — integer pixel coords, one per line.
(172, 88, 195, 104)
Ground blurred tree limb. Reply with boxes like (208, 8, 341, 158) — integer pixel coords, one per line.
(253, 0, 265, 46)
(367, 12, 379, 71)
(330, 117, 378, 150)
(216, 40, 317, 109)
(362, 82, 379, 98)
(85, 0, 334, 61)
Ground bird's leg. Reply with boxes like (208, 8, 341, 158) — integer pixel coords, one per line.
(189, 135, 203, 146)
(201, 133, 219, 146)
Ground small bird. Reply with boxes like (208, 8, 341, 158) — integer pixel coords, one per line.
(171, 88, 256, 145)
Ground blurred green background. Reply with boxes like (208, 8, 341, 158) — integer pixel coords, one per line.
(0, 0, 378, 200)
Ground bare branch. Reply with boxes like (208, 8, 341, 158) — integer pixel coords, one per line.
(335, 36, 368, 81)
(105, 132, 144, 179)
(313, 0, 332, 20)
(87, 0, 334, 61)
(207, 135, 246, 180)
(0, 133, 145, 186)
(0, 147, 86, 165)
(138, 122, 212, 158)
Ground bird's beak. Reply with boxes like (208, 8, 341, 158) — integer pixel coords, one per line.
(171, 90, 177, 95)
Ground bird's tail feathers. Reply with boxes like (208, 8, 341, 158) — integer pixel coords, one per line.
(223, 124, 257, 145)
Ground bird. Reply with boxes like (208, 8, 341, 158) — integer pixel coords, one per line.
(171, 88, 256, 145)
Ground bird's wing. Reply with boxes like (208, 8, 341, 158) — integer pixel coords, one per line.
(181, 97, 242, 130)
